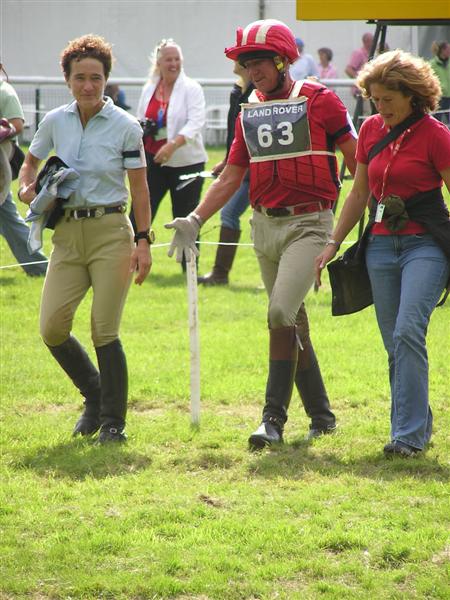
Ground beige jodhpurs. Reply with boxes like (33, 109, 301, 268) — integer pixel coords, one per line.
(250, 208, 334, 328)
(40, 212, 134, 347)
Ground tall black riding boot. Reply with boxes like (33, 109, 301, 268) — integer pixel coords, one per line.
(198, 226, 241, 285)
(46, 336, 101, 436)
(95, 338, 128, 443)
(248, 326, 298, 449)
(295, 304, 336, 439)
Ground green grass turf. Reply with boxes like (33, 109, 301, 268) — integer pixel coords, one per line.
(0, 146, 449, 599)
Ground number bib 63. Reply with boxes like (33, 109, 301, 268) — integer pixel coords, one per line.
(241, 96, 311, 162)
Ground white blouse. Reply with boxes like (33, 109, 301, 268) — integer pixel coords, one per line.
(136, 71, 208, 167)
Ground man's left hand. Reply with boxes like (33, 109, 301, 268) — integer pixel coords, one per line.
(165, 213, 201, 263)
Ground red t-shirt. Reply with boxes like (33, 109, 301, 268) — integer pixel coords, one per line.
(143, 93, 168, 155)
(227, 84, 355, 208)
(357, 114, 450, 235)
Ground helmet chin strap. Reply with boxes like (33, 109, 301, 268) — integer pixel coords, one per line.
(266, 56, 287, 95)
(267, 70, 286, 94)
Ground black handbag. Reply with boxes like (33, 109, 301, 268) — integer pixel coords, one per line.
(327, 238, 373, 316)
(9, 144, 25, 180)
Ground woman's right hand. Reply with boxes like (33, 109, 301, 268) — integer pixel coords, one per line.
(212, 159, 226, 177)
(315, 243, 339, 287)
(18, 181, 37, 205)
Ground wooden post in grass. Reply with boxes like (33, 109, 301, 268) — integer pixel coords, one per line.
(186, 248, 200, 425)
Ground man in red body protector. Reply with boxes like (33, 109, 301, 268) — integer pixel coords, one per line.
(166, 19, 357, 449)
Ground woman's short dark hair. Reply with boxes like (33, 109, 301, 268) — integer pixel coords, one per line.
(318, 47, 333, 62)
(61, 34, 113, 79)
(357, 49, 442, 113)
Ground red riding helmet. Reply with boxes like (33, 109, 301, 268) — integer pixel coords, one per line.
(225, 19, 299, 64)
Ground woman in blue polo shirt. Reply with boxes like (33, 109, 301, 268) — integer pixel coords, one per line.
(18, 35, 151, 444)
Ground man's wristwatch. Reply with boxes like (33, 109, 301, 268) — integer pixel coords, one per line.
(134, 229, 155, 245)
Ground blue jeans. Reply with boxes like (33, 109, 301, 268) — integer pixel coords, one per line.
(365, 234, 449, 449)
(0, 191, 47, 276)
(220, 178, 249, 230)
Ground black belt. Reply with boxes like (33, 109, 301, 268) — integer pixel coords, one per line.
(254, 201, 331, 217)
(65, 205, 126, 220)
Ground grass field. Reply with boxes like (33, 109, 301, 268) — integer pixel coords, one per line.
(0, 147, 449, 599)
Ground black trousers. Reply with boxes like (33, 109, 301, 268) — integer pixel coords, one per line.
(130, 153, 205, 228)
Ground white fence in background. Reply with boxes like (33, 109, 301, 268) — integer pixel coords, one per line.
(10, 76, 449, 145)
(11, 76, 360, 145)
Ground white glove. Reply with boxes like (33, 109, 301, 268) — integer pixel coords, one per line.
(165, 212, 202, 263)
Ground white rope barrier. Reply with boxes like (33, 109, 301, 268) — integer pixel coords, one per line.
(0, 240, 357, 271)
(0, 259, 49, 270)
(0, 237, 359, 427)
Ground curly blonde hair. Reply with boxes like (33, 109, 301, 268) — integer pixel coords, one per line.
(356, 49, 442, 113)
(61, 34, 113, 80)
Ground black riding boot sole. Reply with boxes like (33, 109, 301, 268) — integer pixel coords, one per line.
(72, 416, 101, 437)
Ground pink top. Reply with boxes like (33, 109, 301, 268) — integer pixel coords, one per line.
(347, 47, 369, 73)
(318, 64, 338, 79)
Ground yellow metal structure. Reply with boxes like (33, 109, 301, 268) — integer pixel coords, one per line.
(296, 1, 450, 20)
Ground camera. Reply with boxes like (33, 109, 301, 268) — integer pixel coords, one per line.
(141, 118, 159, 138)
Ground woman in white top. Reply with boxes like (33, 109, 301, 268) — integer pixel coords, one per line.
(135, 39, 207, 266)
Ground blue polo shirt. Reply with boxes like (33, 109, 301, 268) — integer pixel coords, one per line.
(29, 97, 146, 209)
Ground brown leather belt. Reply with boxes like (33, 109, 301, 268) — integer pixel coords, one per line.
(65, 205, 126, 220)
(254, 201, 331, 217)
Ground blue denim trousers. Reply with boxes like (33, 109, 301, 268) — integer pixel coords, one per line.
(0, 191, 47, 275)
(220, 179, 249, 230)
(365, 233, 449, 449)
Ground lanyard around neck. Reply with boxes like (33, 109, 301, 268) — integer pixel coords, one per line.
(379, 130, 408, 203)
(157, 81, 169, 128)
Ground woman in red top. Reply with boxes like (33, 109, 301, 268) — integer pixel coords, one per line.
(316, 50, 450, 458)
